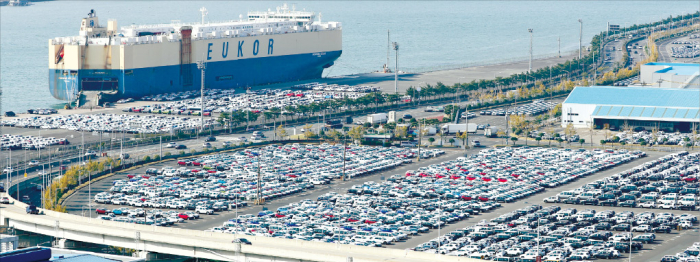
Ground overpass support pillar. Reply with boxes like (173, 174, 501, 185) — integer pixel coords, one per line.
(137, 251, 157, 260)
(56, 238, 77, 249)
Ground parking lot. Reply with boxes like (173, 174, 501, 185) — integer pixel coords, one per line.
(64, 144, 456, 225)
(66, 145, 659, 253)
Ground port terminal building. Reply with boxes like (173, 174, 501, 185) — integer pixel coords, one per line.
(561, 86, 699, 132)
(640, 62, 699, 88)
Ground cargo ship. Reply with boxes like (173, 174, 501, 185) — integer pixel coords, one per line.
(48, 4, 342, 102)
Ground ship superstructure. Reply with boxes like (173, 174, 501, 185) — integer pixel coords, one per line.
(49, 4, 342, 101)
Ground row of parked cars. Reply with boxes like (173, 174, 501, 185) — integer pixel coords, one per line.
(0, 134, 70, 150)
(292, 82, 380, 93)
(479, 101, 558, 117)
(1, 113, 208, 134)
(662, 242, 700, 262)
(545, 151, 700, 210)
(94, 206, 238, 226)
(614, 131, 700, 146)
(124, 88, 369, 117)
(670, 42, 699, 58)
(94, 144, 439, 215)
(415, 205, 696, 261)
(613, 76, 639, 87)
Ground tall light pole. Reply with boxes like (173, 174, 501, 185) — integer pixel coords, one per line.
(558, 36, 561, 58)
(528, 29, 533, 73)
(197, 60, 206, 139)
(579, 19, 583, 60)
(393, 42, 399, 94)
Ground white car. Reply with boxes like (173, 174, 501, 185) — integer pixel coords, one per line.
(543, 196, 559, 203)
(658, 202, 676, 209)
(166, 142, 177, 148)
(637, 202, 656, 208)
(632, 225, 651, 232)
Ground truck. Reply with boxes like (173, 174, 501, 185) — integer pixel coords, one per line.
(325, 119, 343, 129)
(421, 127, 437, 136)
(440, 123, 477, 134)
(367, 113, 388, 124)
(484, 127, 500, 138)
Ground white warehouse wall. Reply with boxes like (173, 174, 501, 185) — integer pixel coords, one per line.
(561, 103, 598, 128)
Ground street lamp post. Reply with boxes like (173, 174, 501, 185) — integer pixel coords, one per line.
(528, 29, 533, 73)
(197, 60, 207, 140)
(393, 42, 399, 94)
(579, 19, 583, 60)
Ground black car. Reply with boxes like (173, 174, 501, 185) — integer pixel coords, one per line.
(583, 198, 599, 205)
(205, 136, 216, 142)
(618, 200, 636, 207)
(612, 224, 630, 231)
(562, 198, 580, 204)
(403, 114, 413, 119)
(599, 199, 618, 206)
(26, 205, 39, 214)
(176, 145, 187, 149)
(0, 185, 4, 192)
(232, 238, 252, 245)
(595, 222, 611, 230)
(654, 226, 671, 233)
(4, 111, 15, 117)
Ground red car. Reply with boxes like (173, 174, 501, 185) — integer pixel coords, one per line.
(192, 161, 201, 166)
(178, 213, 190, 220)
(95, 208, 108, 214)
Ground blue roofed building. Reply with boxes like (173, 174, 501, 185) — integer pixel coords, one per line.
(0, 246, 144, 262)
(561, 86, 700, 132)
(640, 62, 699, 88)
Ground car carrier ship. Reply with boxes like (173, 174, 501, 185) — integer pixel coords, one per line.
(48, 4, 342, 102)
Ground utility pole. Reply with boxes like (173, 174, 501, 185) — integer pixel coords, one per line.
(528, 29, 533, 73)
(197, 60, 206, 140)
(579, 19, 583, 60)
(342, 131, 347, 181)
(393, 42, 399, 94)
(558, 36, 561, 58)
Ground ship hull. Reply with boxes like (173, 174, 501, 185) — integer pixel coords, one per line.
(49, 50, 340, 100)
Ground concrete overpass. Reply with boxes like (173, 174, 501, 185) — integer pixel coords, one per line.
(0, 193, 479, 262)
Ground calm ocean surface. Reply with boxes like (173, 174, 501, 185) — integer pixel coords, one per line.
(1, 1, 697, 112)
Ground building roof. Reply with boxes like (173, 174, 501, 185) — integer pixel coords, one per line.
(645, 62, 700, 76)
(591, 105, 700, 120)
(563, 86, 700, 109)
(51, 254, 120, 262)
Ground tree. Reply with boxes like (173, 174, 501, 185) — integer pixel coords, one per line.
(600, 140, 607, 148)
(347, 126, 366, 144)
(448, 138, 455, 145)
(578, 138, 585, 147)
(428, 137, 435, 146)
(395, 126, 408, 140)
(303, 124, 315, 139)
(328, 130, 342, 142)
(557, 138, 564, 147)
(550, 104, 562, 118)
(457, 132, 468, 148)
(565, 123, 576, 145)
(510, 136, 518, 145)
(275, 125, 288, 140)
(535, 136, 542, 146)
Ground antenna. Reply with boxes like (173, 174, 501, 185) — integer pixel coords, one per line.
(199, 7, 208, 24)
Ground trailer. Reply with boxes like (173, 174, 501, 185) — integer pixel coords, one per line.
(484, 127, 500, 138)
(441, 123, 477, 134)
(367, 113, 388, 124)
